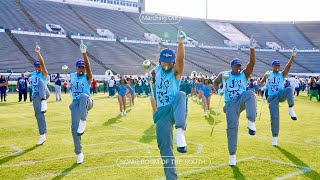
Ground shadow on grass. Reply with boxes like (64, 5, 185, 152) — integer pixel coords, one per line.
(0, 102, 20, 106)
(276, 146, 320, 179)
(51, 163, 79, 180)
(103, 115, 122, 126)
(0, 145, 39, 165)
(139, 124, 156, 144)
(103, 109, 132, 126)
(230, 166, 245, 180)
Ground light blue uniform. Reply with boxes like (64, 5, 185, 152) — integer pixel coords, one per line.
(197, 82, 203, 91)
(69, 72, 93, 155)
(266, 72, 294, 137)
(31, 71, 50, 135)
(118, 84, 127, 97)
(202, 85, 211, 98)
(153, 65, 187, 180)
(130, 84, 135, 95)
(222, 71, 256, 155)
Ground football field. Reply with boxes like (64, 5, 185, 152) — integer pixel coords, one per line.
(0, 92, 319, 179)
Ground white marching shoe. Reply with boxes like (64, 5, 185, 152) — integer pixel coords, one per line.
(247, 121, 256, 135)
(77, 120, 86, 136)
(288, 107, 297, 120)
(176, 128, 187, 153)
(40, 100, 47, 113)
(229, 155, 236, 166)
(77, 153, 84, 164)
(272, 137, 278, 147)
(37, 134, 46, 145)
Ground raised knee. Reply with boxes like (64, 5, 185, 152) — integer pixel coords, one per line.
(176, 91, 186, 99)
(245, 90, 255, 97)
(80, 93, 89, 99)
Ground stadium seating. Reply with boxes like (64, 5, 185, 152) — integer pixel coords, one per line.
(0, 0, 33, 29)
(265, 24, 314, 49)
(13, 34, 106, 74)
(232, 22, 287, 48)
(0, 33, 34, 72)
(0, 0, 319, 76)
(70, 4, 148, 40)
(295, 23, 320, 48)
(20, 0, 94, 34)
(173, 18, 227, 47)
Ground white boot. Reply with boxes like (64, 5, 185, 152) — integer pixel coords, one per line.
(288, 107, 297, 120)
(40, 100, 47, 113)
(37, 134, 46, 145)
(176, 128, 187, 153)
(229, 155, 236, 166)
(272, 137, 278, 147)
(247, 121, 256, 135)
(77, 120, 86, 136)
(77, 153, 84, 164)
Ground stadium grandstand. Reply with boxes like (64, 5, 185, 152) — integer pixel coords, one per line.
(1, 0, 320, 77)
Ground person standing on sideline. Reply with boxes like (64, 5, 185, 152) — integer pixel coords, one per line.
(108, 76, 116, 97)
(69, 40, 94, 164)
(150, 29, 187, 180)
(260, 47, 298, 147)
(308, 76, 319, 101)
(31, 43, 50, 145)
(0, 75, 7, 102)
(213, 36, 257, 166)
(16, 73, 29, 102)
(63, 80, 68, 94)
(54, 73, 62, 101)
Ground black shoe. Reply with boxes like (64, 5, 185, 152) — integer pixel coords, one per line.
(177, 147, 187, 153)
(248, 128, 256, 135)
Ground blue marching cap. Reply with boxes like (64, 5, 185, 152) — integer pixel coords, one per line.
(34, 61, 40, 67)
(159, 48, 176, 63)
(76, 59, 85, 67)
(230, 58, 242, 67)
(272, 60, 281, 66)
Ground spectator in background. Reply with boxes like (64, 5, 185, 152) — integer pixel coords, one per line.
(16, 73, 28, 102)
(54, 73, 62, 101)
(0, 75, 7, 102)
(287, 75, 298, 96)
(91, 79, 97, 95)
(108, 76, 116, 97)
(295, 77, 302, 96)
(308, 76, 319, 101)
(63, 80, 68, 94)
(103, 80, 107, 94)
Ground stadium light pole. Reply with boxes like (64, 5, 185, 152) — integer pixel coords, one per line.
(206, 0, 208, 19)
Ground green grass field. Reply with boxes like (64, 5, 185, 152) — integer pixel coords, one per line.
(0, 92, 319, 180)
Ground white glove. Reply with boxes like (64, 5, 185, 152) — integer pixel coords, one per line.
(16, 88, 19, 92)
(250, 35, 257, 49)
(218, 89, 224, 96)
(80, 40, 87, 53)
(292, 47, 297, 57)
(177, 30, 186, 43)
(265, 71, 271, 78)
(35, 42, 41, 53)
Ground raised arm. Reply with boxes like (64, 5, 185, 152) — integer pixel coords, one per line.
(243, 36, 256, 78)
(174, 30, 186, 79)
(282, 47, 297, 77)
(213, 73, 223, 91)
(35, 43, 48, 79)
(80, 40, 93, 84)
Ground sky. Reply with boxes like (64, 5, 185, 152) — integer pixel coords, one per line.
(145, 0, 320, 22)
